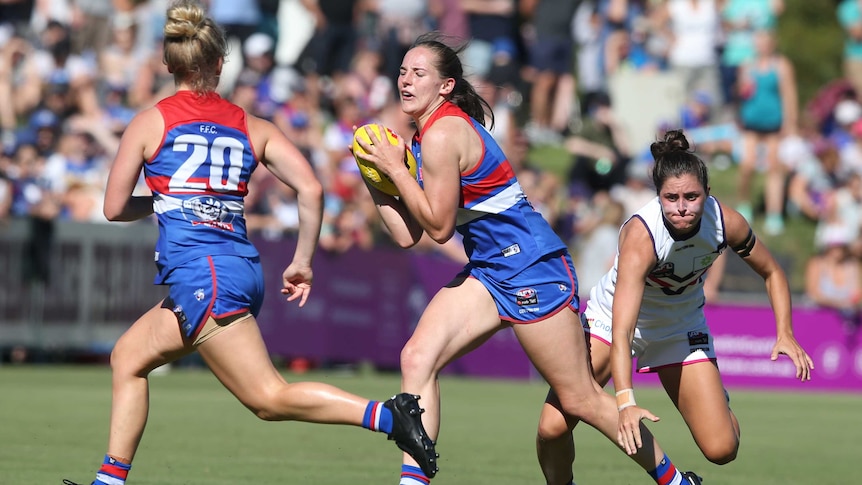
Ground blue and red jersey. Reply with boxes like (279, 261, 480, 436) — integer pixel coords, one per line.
(146, 91, 259, 283)
(411, 101, 568, 279)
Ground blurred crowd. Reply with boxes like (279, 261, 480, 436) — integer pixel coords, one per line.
(1, 0, 862, 333)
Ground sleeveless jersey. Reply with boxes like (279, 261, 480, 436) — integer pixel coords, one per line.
(411, 102, 567, 279)
(589, 195, 726, 328)
(146, 91, 259, 284)
(739, 61, 783, 131)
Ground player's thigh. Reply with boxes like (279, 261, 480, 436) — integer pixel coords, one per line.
(659, 361, 737, 446)
(514, 309, 596, 402)
(403, 276, 504, 374)
(112, 302, 194, 375)
(197, 315, 285, 406)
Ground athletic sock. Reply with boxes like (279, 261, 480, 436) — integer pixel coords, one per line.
(399, 464, 430, 485)
(362, 400, 394, 434)
(648, 453, 683, 485)
(94, 454, 131, 485)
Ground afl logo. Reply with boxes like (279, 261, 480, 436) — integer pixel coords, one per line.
(516, 287, 538, 306)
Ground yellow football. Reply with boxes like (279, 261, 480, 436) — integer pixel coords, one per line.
(352, 123, 418, 196)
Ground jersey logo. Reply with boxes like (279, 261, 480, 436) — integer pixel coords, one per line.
(182, 196, 236, 231)
(651, 262, 675, 277)
(693, 253, 717, 271)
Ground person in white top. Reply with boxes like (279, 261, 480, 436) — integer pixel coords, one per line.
(658, 0, 722, 109)
(536, 129, 814, 485)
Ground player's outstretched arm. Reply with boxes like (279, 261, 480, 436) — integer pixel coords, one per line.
(721, 202, 814, 381)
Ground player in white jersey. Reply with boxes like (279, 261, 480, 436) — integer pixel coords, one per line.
(535, 129, 814, 485)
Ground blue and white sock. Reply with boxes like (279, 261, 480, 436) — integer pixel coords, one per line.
(399, 464, 430, 485)
(362, 401, 394, 434)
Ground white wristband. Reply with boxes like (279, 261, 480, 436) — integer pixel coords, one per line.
(616, 388, 636, 411)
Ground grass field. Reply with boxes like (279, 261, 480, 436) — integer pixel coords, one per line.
(1, 365, 859, 485)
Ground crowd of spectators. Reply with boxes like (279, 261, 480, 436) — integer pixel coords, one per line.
(1, 0, 862, 328)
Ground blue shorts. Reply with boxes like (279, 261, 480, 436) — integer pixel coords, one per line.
(160, 255, 264, 340)
(465, 251, 579, 323)
(529, 35, 574, 74)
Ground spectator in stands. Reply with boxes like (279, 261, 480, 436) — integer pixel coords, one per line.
(565, 92, 633, 198)
(572, 195, 625, 302)
(828, 97, 862, 150)
(298, 0, 361, 81)
(371, 0, 430, 82)
(603, 0, 667, 77)
(99, 15, 154, 111)
(341, 47, 394, 121)
(63, 3, 437, 484)
(735, 29, 798, 235)
(69, 0, 116, 58)
(806, 225, 862, 336)
(428, 0, 469, 43)
(17, 20, 101, 119)
(521, 0, 579, 145)
(786, 138, 843, 223)
(461, 0, 520, 81)
(838, 0, 862, 102)
(718, 0, 784, 113)
(657, 0, 722, 112)
(238, 32, 279, 119)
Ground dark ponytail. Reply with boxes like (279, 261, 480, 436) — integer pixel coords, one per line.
(650, 129, 709, 193)
(411, 32, 495, 129)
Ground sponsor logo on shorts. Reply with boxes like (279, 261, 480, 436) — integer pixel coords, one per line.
(502, 243, 521, 257)
(172, 304, 187, 325)
(688, 331, 709, 347)
(558, 284, 568, 292)
(516, 287, 538, 306)
(194, 288, 206, 301)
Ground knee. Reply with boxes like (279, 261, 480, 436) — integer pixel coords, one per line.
(399, 341, 434, 381)
(536, 408, 573, 442)
(701, 438, 739, 465)
(109, 339, 142, 377)
(241, 390, 282, 422)
(556, 393, 599, 423)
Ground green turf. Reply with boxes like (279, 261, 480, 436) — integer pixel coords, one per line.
(1, 366, 859, 484)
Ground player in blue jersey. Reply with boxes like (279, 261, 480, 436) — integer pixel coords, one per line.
(62, 2, 437, 485)
(353, 32, 699, 485)
(535, 129, 814, 485)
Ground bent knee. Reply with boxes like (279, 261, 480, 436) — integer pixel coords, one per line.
(399, 342, 437, 381)
(537, 411, 573, 441)
(241, 394, 283, 422)
(701, 440, 739, 465)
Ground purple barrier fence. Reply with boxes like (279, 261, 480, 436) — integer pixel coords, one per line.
(255, 238, 862, 392)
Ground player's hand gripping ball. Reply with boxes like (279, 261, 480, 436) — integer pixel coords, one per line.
(352, 123, 418, 196)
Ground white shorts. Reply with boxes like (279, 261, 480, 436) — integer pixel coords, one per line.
(581, 303, 716, 373)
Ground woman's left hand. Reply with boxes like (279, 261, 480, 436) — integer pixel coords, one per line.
(771, 335, 814, 381)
